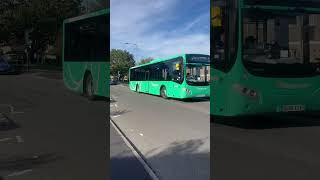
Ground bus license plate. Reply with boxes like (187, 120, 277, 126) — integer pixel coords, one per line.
(282, 105, 305, 112)
(196, 94, 205, 97)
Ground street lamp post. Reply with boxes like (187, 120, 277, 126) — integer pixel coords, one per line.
(123, 42, 139, 60)
(122, 42, 139, 81)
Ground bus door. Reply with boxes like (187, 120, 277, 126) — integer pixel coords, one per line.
(172, 62, 183, 97)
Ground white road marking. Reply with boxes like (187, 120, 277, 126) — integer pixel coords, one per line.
(6, 169, 33, 177)
(115, 104, 118, 108)
(111, 115, 121, 118)
(139, 133, 144, 137)
(110, 120, 159, 180)
(16, 136, 24, 143)
(0, 138, 12, 142)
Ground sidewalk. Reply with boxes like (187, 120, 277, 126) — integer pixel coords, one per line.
(110, 121, 154, 180)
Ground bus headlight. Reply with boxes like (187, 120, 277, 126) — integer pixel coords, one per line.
(233, 84, 259, 99)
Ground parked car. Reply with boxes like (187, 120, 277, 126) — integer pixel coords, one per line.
(0, 54, 23, 74)
(0, 56, 11, 74)
(110, 79, 119, 85)
(6, 50, 26, 63)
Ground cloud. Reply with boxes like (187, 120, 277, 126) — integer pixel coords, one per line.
(111, 0, 210, 61)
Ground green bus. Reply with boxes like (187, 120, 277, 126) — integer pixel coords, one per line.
(129, 54, 210, 99)
(62, 9, 109, 100)
(211, 0, 320, 118)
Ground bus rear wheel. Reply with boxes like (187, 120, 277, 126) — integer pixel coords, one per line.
(85, 74, 95, 100)
(160, 86, 167, 99)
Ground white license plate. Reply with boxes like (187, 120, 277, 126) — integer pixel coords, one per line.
(282, 105, 305, 112)
(196, 94, 206, 97)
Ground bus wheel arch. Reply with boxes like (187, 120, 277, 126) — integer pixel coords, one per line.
(83, 70, 95, 100)
(160, 85, 167, 99)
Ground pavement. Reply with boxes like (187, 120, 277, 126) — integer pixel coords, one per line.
(110, 84, 210, 180)
(110, 121, 153, 180)
(0, 72, 152, 180)
(212, 114, 320, 180)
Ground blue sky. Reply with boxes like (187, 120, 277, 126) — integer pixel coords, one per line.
(110, 0, 210, 62)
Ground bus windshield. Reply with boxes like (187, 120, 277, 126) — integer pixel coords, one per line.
(243, 8, 320, 77)
(185, 54, 210, 86)
(186, 64, 210, 86)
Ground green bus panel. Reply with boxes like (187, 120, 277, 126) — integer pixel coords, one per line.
(63, 62, 109, 97)
(129, 80, 210, 99)
(211, 1, 320, 117)
(211, 56, 320, 116)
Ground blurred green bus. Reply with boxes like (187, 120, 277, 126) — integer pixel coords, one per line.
(62, 9, 109, 100)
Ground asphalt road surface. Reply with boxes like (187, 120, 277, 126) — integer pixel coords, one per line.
(212, 114, 320, 180)
(0, 72, 152, 180)
(110, 84, 210, 180)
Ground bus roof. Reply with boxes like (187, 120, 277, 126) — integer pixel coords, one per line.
(63, 8, 109, 24)
(130, 54, 209, 69)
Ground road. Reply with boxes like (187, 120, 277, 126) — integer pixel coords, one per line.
(212, 114, 320, 180)
(110, 84, 210, 180)
(0, 72, 152, 180)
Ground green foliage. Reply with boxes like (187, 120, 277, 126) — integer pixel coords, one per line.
(0, 0, 83, 42)
(86, 0, 109, 12)
(111, 49, 135, 79)
(0, 0, 84, 64)
(138, 57, 154, 65)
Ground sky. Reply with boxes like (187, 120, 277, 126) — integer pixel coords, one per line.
(110, 0, 210, 63)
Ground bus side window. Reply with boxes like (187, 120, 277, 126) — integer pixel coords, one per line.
(160, 63, 168, 81)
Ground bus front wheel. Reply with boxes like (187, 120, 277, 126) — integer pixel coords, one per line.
(85, 74, 95, 100)
(160, 86, 167, 99)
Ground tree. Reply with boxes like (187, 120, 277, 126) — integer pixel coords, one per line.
(138, 57, 154, 65)
(0, 0, 84, 64)
(110, 49, 135, 80)
(85, 0, 109, 12)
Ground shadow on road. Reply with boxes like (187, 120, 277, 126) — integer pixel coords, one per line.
(110, 156, 153, 180)
(130, 91, 210, 103)
(212, 115, 320, 129)
(93, 96, 110, 102)
(144, 138, 210, 180)
(178, 97, 210, 103)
